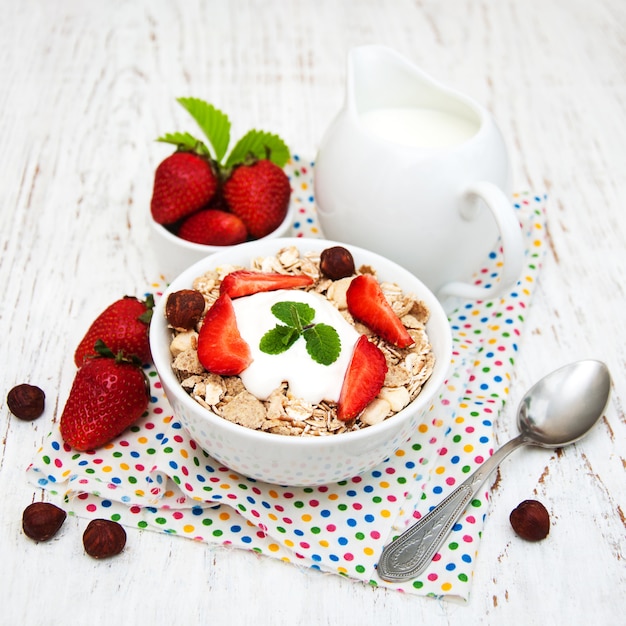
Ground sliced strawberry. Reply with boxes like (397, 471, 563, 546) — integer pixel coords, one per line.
(219, 270, 314, 299)
(346, 275, 415, 349)
(337, 335, 388, 421)
(197, 294, 252, 375)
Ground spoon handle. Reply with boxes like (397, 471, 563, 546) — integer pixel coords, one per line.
(377, 434, 526, 582)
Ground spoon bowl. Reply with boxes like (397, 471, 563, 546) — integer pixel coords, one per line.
(518, 360, 611, 447)
(377, 359, 611, 582)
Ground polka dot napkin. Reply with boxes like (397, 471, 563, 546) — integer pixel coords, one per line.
(27, 156, 547, 602)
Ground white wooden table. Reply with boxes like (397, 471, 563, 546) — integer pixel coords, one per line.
(1, 1, 624, 624)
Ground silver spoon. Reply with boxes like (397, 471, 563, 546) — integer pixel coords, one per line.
(377, 359, 611, 582)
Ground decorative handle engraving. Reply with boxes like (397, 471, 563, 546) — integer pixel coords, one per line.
(377, 435, 526, 582)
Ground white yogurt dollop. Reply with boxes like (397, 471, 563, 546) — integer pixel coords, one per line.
(232, 289, 360, 404)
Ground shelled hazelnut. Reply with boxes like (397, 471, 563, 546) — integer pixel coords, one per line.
(165, 289, 206, 330)
(83, 519, 127, 559)
(320, 246, 356, 280)
(509, 499, 550, 541)
(22, 502, 67, 541)
(7, 384, 46, 420)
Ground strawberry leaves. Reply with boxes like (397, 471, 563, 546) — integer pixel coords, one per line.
(157, 97, 290, 169)
(176, 97, 231, 162)
(224, 129, 290, 169)
(156, 131, 212, 157)
(260, 301, 341, 366)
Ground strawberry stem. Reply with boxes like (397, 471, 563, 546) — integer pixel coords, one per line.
(138, 293, 155, 324)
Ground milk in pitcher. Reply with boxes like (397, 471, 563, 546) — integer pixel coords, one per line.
(359, 107, 478, 149)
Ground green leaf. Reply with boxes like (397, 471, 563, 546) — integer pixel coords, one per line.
(177, 98, 231, 162)
(259, 325, 300, 355)
(225, 129, 290, 168)
(271, 301, 315, 330)
(156, 132, 211, 157)
(259, 301, 340, 365)
(303, 324, 341, 365)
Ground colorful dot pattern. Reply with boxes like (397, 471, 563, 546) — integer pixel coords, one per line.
(286, 155, 321, 238)
(26, 159, 546, 602)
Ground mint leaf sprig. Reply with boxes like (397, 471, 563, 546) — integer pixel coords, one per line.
(259, 301, 341, 366)
(157, 97, 290, 174)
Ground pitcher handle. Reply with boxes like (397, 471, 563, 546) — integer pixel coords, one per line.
(438, 181, 525, 300)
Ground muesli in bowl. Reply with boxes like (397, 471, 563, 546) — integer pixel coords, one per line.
(168, 245, 435, 436)
(150, 237, 452, 486)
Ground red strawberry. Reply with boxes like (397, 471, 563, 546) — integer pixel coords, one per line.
(337, 335, 388, 421)
(346, 275, 415, 349)
(178, 209, 248, 245)
(60, 346, 150, 451)
(151, 151, 218, 225)
(197, 294, 252, 375)
(223, 159, 291, 238)
(220, 270, 314, 299)
(74, 295, 154, 366)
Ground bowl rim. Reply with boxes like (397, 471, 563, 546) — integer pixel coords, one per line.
(150, 237, 452, 449)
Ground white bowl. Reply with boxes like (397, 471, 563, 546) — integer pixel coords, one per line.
(150, 237, 452, 486)
(149, 201, 295, 280)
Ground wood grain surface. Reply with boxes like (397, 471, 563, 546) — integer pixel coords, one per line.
(1, 1, 624, 624)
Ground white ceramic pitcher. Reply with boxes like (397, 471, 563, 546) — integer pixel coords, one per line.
(314, 45, 524, 300)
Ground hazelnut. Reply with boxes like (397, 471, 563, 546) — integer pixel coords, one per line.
(320, 246, 356, 280)
(22, 502, 67, 541)
(83, 518, 127, 558)
(509, 499, 550, 541)
(165, 289, 206, 330)
(7, 384, 46, 420)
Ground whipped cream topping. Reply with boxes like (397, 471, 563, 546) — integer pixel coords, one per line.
(232, 289, 360, 404)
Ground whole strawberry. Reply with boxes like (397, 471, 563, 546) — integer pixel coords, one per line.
(151, 151, 218, 225)
(74, 295, 154, 367)
(178, 208, 248, 245)
(153, 97, 291, 240)
(60, 343, 150, 451)
(223, 159, 291, 239)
